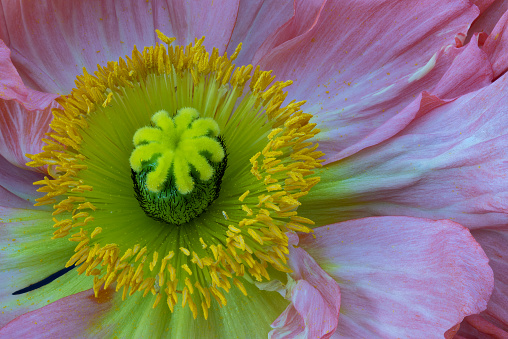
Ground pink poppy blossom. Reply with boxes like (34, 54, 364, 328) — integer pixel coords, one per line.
(0, 1, 505, 338)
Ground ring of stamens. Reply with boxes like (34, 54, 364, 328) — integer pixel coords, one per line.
(27, 30, 324, 319)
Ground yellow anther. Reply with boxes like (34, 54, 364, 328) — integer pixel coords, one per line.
(228, 225, 241, 233)
(199, 237, 207, 249)
(247, 228, 263, 245)
(182, 264, 193, 275)
(90, 227, 102, 239)
(239, 190, 250, 202)
(135, 246, 147, 262)
(241, 205, 253, 216)
(27, 31, 324, 320)
(149, 252, 159, 271)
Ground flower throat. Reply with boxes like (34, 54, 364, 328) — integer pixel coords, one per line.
(27, 30, 324, 320)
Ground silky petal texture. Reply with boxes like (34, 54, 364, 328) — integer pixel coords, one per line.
(257, 0, 479, 158)
(472, 0, 498, 13)
(4, 279, 289, 338)
(296, 216, 493, 338)
(270, 238, 341, 339)
(0, 206, 92, 327)
(226, 0, 294, 67)
(455, 314, 508, 338)
(0, 40, 57, 109)
(469, 0, 508, 36)
(482, 8, 508, 78)
(468, 229, 508, 330)
(430, 33, 494, 99)
(253, 0, 326, 62)
(300, 68, 508, 230)
(0, 155, 47, 209)
(0, 288, 114, 338)
(0, 99, 56, 170)
(0, 0, 239, 95)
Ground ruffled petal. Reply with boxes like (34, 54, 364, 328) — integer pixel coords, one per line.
(469, 0, 508, 37)
(455, 314, 508, 338)
(431, 33, 493, 99)
(257, 0, 479, 157)
(0, 288, 114, 338)
(226, 0, 294, 67)
(297, 216, 493, 338)
(0, 0, 240, 95)
(469, 229, 508, 329)
(482, 8, 508, 78)
(301, 69, 508, 230)
(270, 234, 341, 339)
(0, 99, 55, 170)
(0, 155, 47, 208)
(471, 0, 498, 13)
(5, 278, 288, 338)
(252, 0, 326, 64)
(0, 40, 57, 109)
(0, 206, 92, 327)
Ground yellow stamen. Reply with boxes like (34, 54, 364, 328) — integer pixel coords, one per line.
(27, 29, 323, 320)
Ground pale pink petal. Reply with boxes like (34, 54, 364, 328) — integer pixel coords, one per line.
(455, 314, 508, 338)
(297, 217, 493, 338)
(302, 71, 508, 230)
(270, 235, 340, 339)
(472, 0, 498, 13)
(226, 0, 294, 67)
(431, 33, 494, 99)
(482, 8, 508, 78)
(469, 229, 508, 329)
(0, 98, 55, 170)
(0, 39, 57, 110)
(469, 0, 508, 36)
(0, 0, 239, 94)
(0, 288, 114, 338)
(257, 0, 479, 157)
(0, 155, 46, 208)
(253, 0, 325, 63)
(162, 0, 239, 53)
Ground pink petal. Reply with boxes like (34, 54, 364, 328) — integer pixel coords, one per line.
(0, 0, 239, 94)
(469, 229, 508, 329)
(455, 314, 508, 338)
(431, 33, 494, 99)
(471, 0, 498, 13)
(257, 0, 479, 158)
(482, 8, 508, 78)
(0, 155, 46, 208)
(226, 0, 294, 67)
(270, 234, 341, 339)
(253, 0, 326, 64)
(0, 40, 57, 110)
(0, 288, 114, 338)
(302, 71, 508, 230)
(297, 216, 493, 338)
(162, 0, 239, 53)
(469, 0, 508, 36)
(0, 98, 55, 170)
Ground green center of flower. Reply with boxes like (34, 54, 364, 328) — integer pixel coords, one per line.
(27, 30, 324, 321)
(130, 108, 227, 224)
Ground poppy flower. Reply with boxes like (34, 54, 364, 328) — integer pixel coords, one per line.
(0, 1, 504, 338)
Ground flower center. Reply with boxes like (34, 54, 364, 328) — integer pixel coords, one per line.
(130, 108, 227, 224)
(27, 30, 324, 320)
